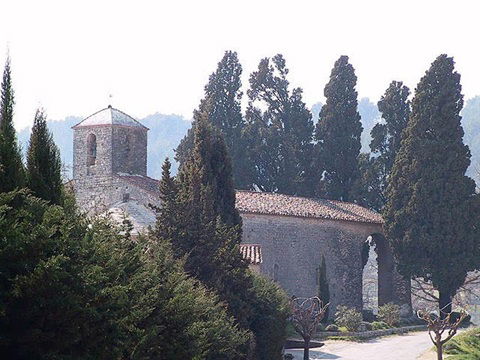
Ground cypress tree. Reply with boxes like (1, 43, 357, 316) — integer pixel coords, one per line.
(245, 54, 315, 196)
(317, 255, 330, 321)
(359, 82, 410, 211)
(153, 157, 181, 244)
(373, 81, 411, 174)
(158, 107, 290, 358)
(175, 51, 250, 189)
(0, 56, 24, 192)
(315, 55, 362, 202)
(384, 54, 480, 316)
(26, 108, 63, 204)
(162, 107, 250, 321)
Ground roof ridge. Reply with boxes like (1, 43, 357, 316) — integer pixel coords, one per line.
(234, 189, 368, 208)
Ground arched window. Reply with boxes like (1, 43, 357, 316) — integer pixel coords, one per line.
(87, 134, 97, 166)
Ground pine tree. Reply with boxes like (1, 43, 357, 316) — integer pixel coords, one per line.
(245, 54, 315, 196)
(384, 54, 480, 316)
(359, 82, 410, 211)
(315, 55, 362, 202)
(26, 108, 63, 204)
(175, 51, 250, 189)
(0, 56, 24, 192)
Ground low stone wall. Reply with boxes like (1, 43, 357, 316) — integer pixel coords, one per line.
(315, 325, 426, 340)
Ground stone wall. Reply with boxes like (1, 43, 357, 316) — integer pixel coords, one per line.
(73, 125, 148, 180)
(73, 126, 113, 179)
(240, 213, 411, 317)
(112, 127, 147, 176)
(73, 175, 159, 215)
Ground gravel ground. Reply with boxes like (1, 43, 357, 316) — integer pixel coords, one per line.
(285, 331, 435, 360)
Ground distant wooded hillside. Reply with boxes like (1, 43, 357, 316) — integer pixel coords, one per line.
(17, 96, 480, 182)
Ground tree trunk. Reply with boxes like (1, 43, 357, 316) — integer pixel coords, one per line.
(303, 336, 310, 360)
(438, 290, 452, 319)
(436, 343, 443, 360)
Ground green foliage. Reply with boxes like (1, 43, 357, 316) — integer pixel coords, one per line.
(245, 54, 315, 196)
(377, 303, 400, 327)
(334, 306, 362, 332)
(0, 189, 119, 359)
(125, 235, 249, 360)
(176, 51, 250, 189)
(315, 55, 362, 202)
(26, 108, 63, 204)
(0, 189, 248, 359)
(359, 81, 410, 211)
(0, 56, 24, 192)
(444, 328, 480, 359)
(371, 321, 389, 330)
(317, 255, 330, 321)
(384, 54, 480, 314)
(248, 272, 290, 360)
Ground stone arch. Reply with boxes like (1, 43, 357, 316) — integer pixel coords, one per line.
(87, 133, 97, 166)
(362, 233, 412, 316)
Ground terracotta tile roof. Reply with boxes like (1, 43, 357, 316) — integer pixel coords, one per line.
(114, 176, 382, 224)
(240, 244, 262, 264)
(235, 190, 383, 224)
(117, 174, 159, 194)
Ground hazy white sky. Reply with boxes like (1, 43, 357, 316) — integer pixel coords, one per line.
(1, 0, 479, 130)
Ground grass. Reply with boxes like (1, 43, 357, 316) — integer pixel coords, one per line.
(444, 328, 480, 359)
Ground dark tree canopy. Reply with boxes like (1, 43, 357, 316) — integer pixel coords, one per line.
(359, 81, 410, 211)
(175, 51, 250, 189)
(245, 54, 315, 196)
(315, 55, 362, 202)
(0, 189, 248, 359)
(0, 57, 24, 192)
(384, 54, 480, 315)
(26, 109, 63, 204)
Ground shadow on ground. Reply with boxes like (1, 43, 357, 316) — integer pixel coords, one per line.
(286, 348, 340, 359)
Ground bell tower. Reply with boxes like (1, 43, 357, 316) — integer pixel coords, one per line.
(72, 105, 148, 180)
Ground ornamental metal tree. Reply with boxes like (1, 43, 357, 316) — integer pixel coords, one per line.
(290, 296, 329, 360)
(417, 307, 468, 360)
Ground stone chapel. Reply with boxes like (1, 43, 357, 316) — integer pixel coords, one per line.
(72, 106, 412, 317)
